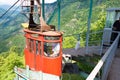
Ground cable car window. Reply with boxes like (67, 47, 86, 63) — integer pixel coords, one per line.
(39, 42, 42, 55)
(105, 11, 115, 28)
(44, 42, 60, 57)
(36, 41, 39, 54)
(44, 36, 60, 40)
(28, 39, 34, 53)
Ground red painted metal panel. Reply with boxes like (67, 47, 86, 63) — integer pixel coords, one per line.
(35, 54, 42, 71)
(24, 49, 29, 66)
(24, 49, 35, 70)
(42, 55, 62, 76)
(24, 29, 63, 76)
(29, 52, 35, 70)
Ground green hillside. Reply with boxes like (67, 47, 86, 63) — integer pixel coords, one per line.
(1, 0, 120, 53)
(50, 0, 120, 47)
(0, 8, 27, 53)
(0, 0, 120, 80)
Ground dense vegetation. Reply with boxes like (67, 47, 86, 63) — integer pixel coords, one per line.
(0, 46, 24, 80)
(0, 9, 26, 53)
(0, 0, 120, 80)
(51, 0, 107, 48)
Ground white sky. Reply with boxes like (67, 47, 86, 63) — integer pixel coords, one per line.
(0, 0, 57, 5)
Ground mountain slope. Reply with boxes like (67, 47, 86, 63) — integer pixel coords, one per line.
(0, 0, 120, 53)
(0, 8, 27, 53)
(0, 0, 120, 80)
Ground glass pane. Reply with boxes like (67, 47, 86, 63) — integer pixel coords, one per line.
(115, 11, 120, 20)
(44, 36, 60, 40)
(105, 11, 115, 28)
(29, 39, 34, 53)
(44, 42, 60, 57)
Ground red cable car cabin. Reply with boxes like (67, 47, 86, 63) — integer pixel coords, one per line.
(24, 29, 63, 76)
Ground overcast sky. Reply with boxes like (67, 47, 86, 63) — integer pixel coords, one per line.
(0, 0, 57, 5)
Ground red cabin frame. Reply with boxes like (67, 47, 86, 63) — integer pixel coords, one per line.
(24, 29, 63, 76)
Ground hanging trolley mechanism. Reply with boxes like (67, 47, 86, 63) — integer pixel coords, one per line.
(21, 0, 55, 32)
(14, 0, 63, 80)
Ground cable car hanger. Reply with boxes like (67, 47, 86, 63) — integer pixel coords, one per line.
(28, 0, 55, 32)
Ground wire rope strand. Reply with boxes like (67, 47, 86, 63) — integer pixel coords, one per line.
(0, 0, 19, 18)
(0, 0, 25, 26)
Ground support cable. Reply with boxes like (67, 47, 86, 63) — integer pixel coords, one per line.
(57, 0, 61, 31)
(47, 2, 58, 24)
(86, 0, 93, 54)
(0, 6, 20, 26)
(0, 0, 19, 18)
(0, 0, 25, 26)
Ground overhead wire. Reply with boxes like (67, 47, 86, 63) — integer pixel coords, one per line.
(0, 6, 20, 26)
(62, 0, 79, 4)
(0, 0, 20, 18)
(0, 0, 25, 40)
(0, 0, 25, 27)
(47, 2, 58, 24)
